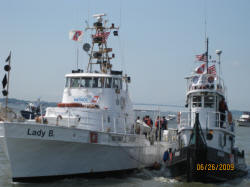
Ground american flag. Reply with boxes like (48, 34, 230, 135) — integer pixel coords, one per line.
(208, 65, 216, 75)
(196, 53, 207, 62)
(93, 32, 110, 42)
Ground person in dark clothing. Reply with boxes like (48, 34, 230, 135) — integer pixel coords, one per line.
(161, 116, 168, 130)
(155, 116, 161, 141)
(219, 98, 228, 127)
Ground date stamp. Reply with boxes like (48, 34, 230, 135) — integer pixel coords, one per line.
(196, 163, 234, 171)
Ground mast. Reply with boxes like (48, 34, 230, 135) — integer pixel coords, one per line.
(85, 14, 119, 74)
(3, 51, 11, 120)
(205, 38, 209, 74)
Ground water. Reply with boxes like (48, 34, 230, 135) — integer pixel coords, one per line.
(0, 107, 249, 186)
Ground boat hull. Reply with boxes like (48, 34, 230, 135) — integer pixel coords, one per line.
(20, 110, 36, 120)
(166, 146, 248, 182)
(237, 121, 250, 127)
(0, 122, 171, 182)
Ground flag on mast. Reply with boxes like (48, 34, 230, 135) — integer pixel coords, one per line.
(93, 32, 110, 42)
(195, 53, 207, 62)
(195, 63, 206, 74)
(69, 30, 83, 42)
(2, 74, 7, 89)
(5, 52, 11, 63)
(208, 64, 216, 75)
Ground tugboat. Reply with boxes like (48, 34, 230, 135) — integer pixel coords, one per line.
(164, 39, 248, 182)
(0, 14, 175, 182)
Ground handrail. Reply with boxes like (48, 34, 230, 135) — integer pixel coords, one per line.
(186, 74, 225, 93)
(178, 111, 234, 132)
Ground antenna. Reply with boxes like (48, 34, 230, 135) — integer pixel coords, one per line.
(206, 38, 209, 74)
(85, 20, 90, 30)
(216, 50, 222, 79)
(204, 0, 207, 41)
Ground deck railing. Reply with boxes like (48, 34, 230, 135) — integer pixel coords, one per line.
(186, 74, 225, 93)
(178, 111, 234, 132)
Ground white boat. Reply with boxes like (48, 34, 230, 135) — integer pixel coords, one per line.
(164, 39, 247, 182)
(237, 112, 250, 127)
(166, 114, 176, 121)
(0, 14, 175, 182)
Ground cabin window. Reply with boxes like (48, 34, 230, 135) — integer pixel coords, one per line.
(93, 77, 104, 88)
(65, 78, 70, 87)
(105, 78, 112, 88)
(192, 96, 202, 107)
(204, 95, 214, 108)
(80, 77, 93, 88)
(70, 78, 81, 88)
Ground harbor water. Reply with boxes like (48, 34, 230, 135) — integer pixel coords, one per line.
(0, 110, 249, 187)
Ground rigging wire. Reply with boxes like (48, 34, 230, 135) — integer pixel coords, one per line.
(88, 0, 90, 24)
(204, 0, 208, 49)
(118, 0, 126, 75)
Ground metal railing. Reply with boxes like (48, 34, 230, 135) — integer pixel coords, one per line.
(186, 74, 225, 93)
(178, 111, 234, 132)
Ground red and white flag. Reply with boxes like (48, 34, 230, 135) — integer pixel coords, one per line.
(69, 30, 83, 42)
(93, 32, 110, 42)
(195, 63, 206, 74)
(208, 65, 216, 75)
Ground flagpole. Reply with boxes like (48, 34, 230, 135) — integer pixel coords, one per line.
(206, 38, 209, 74)
(5, 51, 11, 120)
(76, 46, 79, 69)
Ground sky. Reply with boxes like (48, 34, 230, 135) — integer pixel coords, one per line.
(0, 0, 250, 111)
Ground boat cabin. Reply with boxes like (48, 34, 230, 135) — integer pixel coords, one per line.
(180, 73, 230, 129)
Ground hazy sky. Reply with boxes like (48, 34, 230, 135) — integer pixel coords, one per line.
(0, 0, 250, 111)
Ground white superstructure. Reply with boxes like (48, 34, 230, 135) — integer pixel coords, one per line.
(178, 71, 234, 153)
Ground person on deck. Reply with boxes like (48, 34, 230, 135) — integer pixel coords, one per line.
(161, 116, 168, 130)
(145, 116, 153, 129)
(136, 116, 140, 123)
(219, 98, 228, 128)
(155, 116, 162, 141)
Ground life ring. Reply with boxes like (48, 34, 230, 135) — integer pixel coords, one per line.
(177, 112, 181, 124)
(228, 111, 233, 124)
(208, 76, 214, 83)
